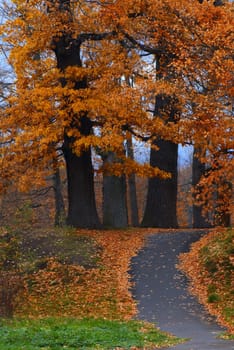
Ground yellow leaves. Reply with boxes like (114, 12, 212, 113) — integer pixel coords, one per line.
(102, 157, 171, 179)
(65, 66, 99, 83)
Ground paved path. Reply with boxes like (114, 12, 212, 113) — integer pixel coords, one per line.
(130, 231, 234, 350)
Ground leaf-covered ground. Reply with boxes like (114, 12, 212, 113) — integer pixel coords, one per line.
(178, 228, 234, 336)
(14, 228, 154, 319)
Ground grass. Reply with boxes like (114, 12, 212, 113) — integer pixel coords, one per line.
(0, 317, 184, 350)
(18, 226, 101, 271)
(0, 226, 100, 272)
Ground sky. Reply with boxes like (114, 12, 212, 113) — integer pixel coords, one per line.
(133, 138, 193, 168)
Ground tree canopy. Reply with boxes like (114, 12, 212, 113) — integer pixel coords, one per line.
(0, 0, 233, 226)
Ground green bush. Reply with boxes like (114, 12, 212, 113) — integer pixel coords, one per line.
(207, 293, 221, 303)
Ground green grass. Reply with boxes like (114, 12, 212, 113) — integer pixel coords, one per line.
(0, 317, 184, 350)
(219, 333, 234, 341)
(0, 226, 101, 273)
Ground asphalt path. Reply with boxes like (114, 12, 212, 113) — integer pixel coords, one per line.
(130, 230, 234, 350)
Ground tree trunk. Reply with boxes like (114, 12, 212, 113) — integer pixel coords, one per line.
(141, 139, 178, 228)
(126, 136, 139, 226)
(128, 174, 139, 227)
(51, 6, 100, 228)
(53, 167, 66, 227)
(63, 118, 100, 228)
(192, 149, 210, 228)
(102, 152, 128, 228)
(141, 94, 178, 228)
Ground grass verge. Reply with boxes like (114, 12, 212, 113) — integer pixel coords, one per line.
(178, 228, 234, 337)
(0, 317, 184, 350)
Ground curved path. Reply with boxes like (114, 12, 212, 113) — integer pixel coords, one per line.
(130, 230, 234, 349)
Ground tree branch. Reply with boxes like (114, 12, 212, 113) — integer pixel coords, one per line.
(78, 31, 117, 44)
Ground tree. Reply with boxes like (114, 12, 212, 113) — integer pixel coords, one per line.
(178, 2, 233, 225)
(126, 135, 139, 227)
(192, 148, 210, 228)
(141, 94, 179, 228)
(52, 165, 66, 227)
(189, 1, 232, 227)
(102, 152, 128, 228)
(177, 162, 193, 228)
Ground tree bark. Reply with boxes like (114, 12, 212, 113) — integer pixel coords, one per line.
(192, 149, 210, 228)
(128, 174, 139, 226)
(52, 22, 100, 227)
(141, 139, 178, 228)
(53, 167, 66, 227)
(102, 152, 128, 228)
(126, 137, 139, 226)
(63, 117, 100, 228)
(141, 94, 178, 228)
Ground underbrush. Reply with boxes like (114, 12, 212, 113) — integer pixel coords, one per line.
(179, 228, 234, 337)
(0, 317, 183, 350)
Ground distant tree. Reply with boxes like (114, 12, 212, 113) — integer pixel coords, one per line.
(126, 135, 139, 227)
(177, 163, 193, 228)
(102, 151, 128, 228)
(52, 166, 66, 227)
(192, 149, 210, 228)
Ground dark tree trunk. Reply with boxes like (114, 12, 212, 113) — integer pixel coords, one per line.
(102, 152, 128, 228)
(128, 175, 139, 226)
(141, 139, 178, 228)
(51, 4, 100, 228)
(126, 137, 139, 226)
(141, 94, 178, 228)
(63, 117, 100, 228)
(53, 167, 66, 227)
(192, 149, 210, 228)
